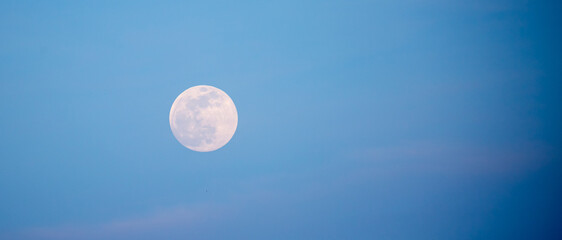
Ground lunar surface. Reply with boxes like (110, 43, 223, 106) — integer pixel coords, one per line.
(169, 85, 238, 152)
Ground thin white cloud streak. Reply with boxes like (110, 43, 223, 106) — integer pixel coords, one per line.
(7, 203, 225, 240)
(346, 140, 550, 175)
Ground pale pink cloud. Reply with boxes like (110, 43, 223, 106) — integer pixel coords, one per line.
(8, 203, 225, 240)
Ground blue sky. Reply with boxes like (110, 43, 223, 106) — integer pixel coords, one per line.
(1, 1, 560, 239)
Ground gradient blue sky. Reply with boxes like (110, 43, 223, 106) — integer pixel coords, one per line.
(1, 1, 561, 239)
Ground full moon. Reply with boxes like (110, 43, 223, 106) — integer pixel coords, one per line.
(169, 85, 238, 152)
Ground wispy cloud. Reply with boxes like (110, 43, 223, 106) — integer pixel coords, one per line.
(346, 140, 550, 177)
(6, 203, 224, 240)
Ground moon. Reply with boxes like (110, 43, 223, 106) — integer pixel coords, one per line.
(169, 85, 238, 152)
